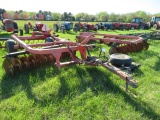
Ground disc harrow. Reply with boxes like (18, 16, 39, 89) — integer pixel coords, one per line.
(1, 32, 142, 91)
(76, 32, 149, 54)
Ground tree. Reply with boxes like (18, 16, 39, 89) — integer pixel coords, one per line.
(52, 12, 61, 21)
(96, 12, 109, 21)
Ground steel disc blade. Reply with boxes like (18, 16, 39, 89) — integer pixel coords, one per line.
(27, 55, 36, 68)
(3, 59, 14, 76)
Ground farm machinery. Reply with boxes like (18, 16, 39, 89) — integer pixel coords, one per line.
(147, 16, 160, 30)
(76, 32, 149, 54)
(129, 17, 149, 30)
(95, 22, 113, 30)
(74, 22, 97, 32)
(0, 19, 19, 33)
(24, 22, 50, 34)
(2, 31, 142, 91)
(53, 21, 77, 33)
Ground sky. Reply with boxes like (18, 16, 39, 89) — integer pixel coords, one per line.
(1, 0, 160, 15)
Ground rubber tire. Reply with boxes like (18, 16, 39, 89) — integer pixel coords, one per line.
(73, 27, 77, 33)
(109, 53, 132, 67)
(53, 24, 59, 32)
(24, 24, 29, 34)
(13, 22, 18, 33)
(60, 27, 65, 33)
(45, 37, 54, 42)
(153, 24, 157, 30)
(95, 24, 99, 30)
(19, 29, 23, 36)
(6, 39, 17, 53)
(139, 26, 144, 30)
(74, 23, 80, 31)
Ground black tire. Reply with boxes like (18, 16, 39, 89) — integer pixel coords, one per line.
(13, 22, 18, 33)
(53, 24, 59, 32)
(95, 24, 99, 30)
(83, 27, 88, 32)
(73, 27, 77, 33)
(6, 39, 17, 53)
(139, 26, 144, 30)
(147, 22, 151, 29)
(45, 37, 54, 42)
(153, 24, 158, 30)
(24, 23, 29, 34)
(60, 27, 65, 33)
(74, 23, 80, 31)
(19, 29, 23, 36)
(109, 53, 132, 67)
(94, 27, 97, 32)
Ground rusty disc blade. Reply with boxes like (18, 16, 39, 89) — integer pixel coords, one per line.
(20, 56, 30, 69)
(109, 47, 117, 55)
(3, 58, 14, 76)
(27, 55, 36, 68)
(45, 54, 56, 62)
(33, 54, 43, 65)
(11, 58, 22, 72)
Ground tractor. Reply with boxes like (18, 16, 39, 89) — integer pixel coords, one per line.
(53, 21, 77, 33)
(147, 16, 160, 30)
(24, 22, 50, 34)
(95, 22, 113, 31)
(74, 22, 97, 32)
(130, 17, 149, 30)
(0, 19, 19, 34)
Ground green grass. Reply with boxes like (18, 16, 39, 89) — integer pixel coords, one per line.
(0, 21, 160, 120)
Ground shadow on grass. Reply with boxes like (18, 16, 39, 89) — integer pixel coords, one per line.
(0, 62, 159, 119)
(0, 63, 58, 100)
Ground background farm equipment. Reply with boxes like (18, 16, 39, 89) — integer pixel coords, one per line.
(95, 22, 114, 30)
(2, 32, 139, 91)
(24, 22, 50, 34)
(76, 32, 149, 54)
(147, 16, 160, 30)
(74, 22, 97, 32)
(0, 19, 19, 33)
(130, 17, 149, 30)
(53, 21, 77, 33)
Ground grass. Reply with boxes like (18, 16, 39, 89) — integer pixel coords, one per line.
(0, 20, 160, 120)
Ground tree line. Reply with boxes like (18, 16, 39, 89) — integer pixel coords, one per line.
(1, 8, 160, 22)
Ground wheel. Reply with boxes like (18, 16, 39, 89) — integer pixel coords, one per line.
(60, 27, 65, 33)
(131, 26, 135, 30)
(73, 27, 77, 33)
(139, 26, 144, 30)
(95, 24, 99, 30)
(19, 29, 23, 36)
(109, 53, 132, 67)
(13, 22, 18, 33)
(6, 39, 17, 57)
(94, 27, 97, 32)
(147, 22, 151, 29)
(45, 37, 54, 42)
(74, 23, 80, 31)
(83, 27, 88, 32)
(24, 23, 29, 34)
(153, 24, 158, 30)
(53, 24, 59, 32)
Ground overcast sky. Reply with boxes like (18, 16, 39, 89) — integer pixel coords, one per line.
(2, 0, 160, 15)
